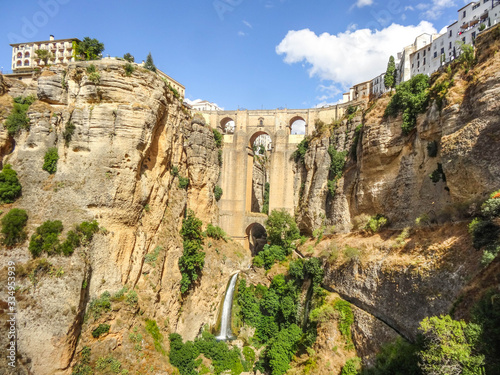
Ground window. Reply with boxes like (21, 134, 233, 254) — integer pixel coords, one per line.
(423, 50, 426, 56)
(463, 37, 466, 43)
(417, 61, 420, 68)
(441, 47, 445, 54)
(434, 51, 437, 58)
(484, 0, 488, 3)
(24, 52, 30, 58)
(449, 30, 453, 37)
(423, 58, 426, 65)
(16, 60, 22, 66)
(24, 59, 29, 66)
(463, 10, 466, 18)
(417, 52, 420, 59)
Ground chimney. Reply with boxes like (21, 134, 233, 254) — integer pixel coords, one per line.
(49, 35, 54, 41)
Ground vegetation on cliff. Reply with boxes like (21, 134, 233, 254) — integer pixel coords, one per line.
(179, 210, 206, 294)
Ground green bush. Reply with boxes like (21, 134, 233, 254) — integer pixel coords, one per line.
(481, 197, 500, 219)
(1, 208, 28, 246)
(418, 315, 484, 375)
(481, 244, 499, 266)
(334, 299, 354, 345)
(265, 209, 300, 250)
(253, 244, 287, 270)
(88, 291, 111, 319)
(341, 357, 361, 375)
(146, 319, 165, 354)
(385, 74, 430, 134)
(214, 185, 223, 201)
(86, 64, 96, 74)
(42, 147, 59, 174)
(71, 346, 92, 375)
(213, 128, 223, 148)
(144, 245, 163, 265)
(363, 337, 421, 375)
(365, 214, 388, 233)
(87, 72, 100, 84)
(144, 52, 156, 72)
(126, 290, 138, 306)
(468, 218, 500, 249)
(429, 163, 446, 183)
(4, 95, 36, 136)
(123, 53, 134, 62)
(262, 182, 270, 215)
(92, 323, 110, 338)
(204, 223, 226, 241)
(327, 146, 347, 198)
(63, 121, 76, 146)
(267, 324, 302, 375)
(178, 176, 189, 190)
(124, 63, 135, 76)
(218, 149, 223, 167)
(344, 245, 361, 260)
(179, 210, 205, 293)
(29, 220, 63, 257)
(0, 164, 22, 203)
(292, 137, 309, 163)
(171, 165, 179, 177)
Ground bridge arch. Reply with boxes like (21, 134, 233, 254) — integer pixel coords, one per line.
(246, 223, 267, 255)
(289, 116, 306, 135)
(220, 117, 235, 134)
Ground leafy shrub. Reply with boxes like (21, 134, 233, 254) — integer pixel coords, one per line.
(126, 290, 138, 306)
(87, 72, 100, 83)
(427, 140, 438, 157)
(214, 185, 223, 201)
(363, 337, 421, 375)
(92, 323, 110, 338)
(262, 182, 270, 215)
(253, 244, 287, 270)
(327, 146, 347, 198)
(146, 319, 165, 355)
(468, 218, 500, 249)
(309, 303, 336, 324)
(42, 147, 59, 174)
(29, 220, 63, 257)
(204, 223, 226, 241)
(71, 346, 92, 375)
(96, 356, 124, 373)
(365, 214, 388, 233)
(341, 357, 361, 375)
(265, 209, 300, 250)
(213, 128, 223, 148)
(429, 163, 446, 183)
(63, 121, 76, 146)
(344, 245, 361, 261)
(481, 197, 500, 219)
(415, 213, 430, 226)
(86, 64, 96, 74)
(124, 63, 135, 76)
(144, 245, 163, 265)
(384, 74, 430, 134)
(179, 210, 205, 293)
(218, 149, 223, 167)
(170, 165, 179, 177)
(1, 208, 28, 246)
(178, 176, 189, 190)
(292, 137, 309, 163)
(0, 164, 22, 203)
(334, 299, 354, 345)
(481, 244, 499, 266)
(418, 315, 484, 375)
(88, 291, 111, 319)
(267, 324, 302, 375)
(123, 53, 134, 62)
(4, 95, 36, 136)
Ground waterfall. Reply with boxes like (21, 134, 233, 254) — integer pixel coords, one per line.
(216, 273, 239, 340)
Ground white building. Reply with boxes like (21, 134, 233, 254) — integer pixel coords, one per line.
(10, 35, 80, 74)
(190, 100, 222, 112)
(371, 72, 387, 98)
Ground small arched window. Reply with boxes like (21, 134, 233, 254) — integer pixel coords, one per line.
(17, 60, 22, 66)
(258, 117, 264, 127)
(24, 52, 30, 58)
(24, 59, 30, 66)
(17, 52, 22, 58)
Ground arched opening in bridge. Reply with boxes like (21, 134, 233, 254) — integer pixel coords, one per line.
(247, 132, 272, 214)
(246, 223, 267, 255)
(220, 117, 235, 134)
(289, 116, 306, 135)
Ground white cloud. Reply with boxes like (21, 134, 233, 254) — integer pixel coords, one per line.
(418, 0, 455, 20)
(238, 31, 247, 37)
(276, 21, 437, 91)
(354, 0, 374, 8)
(243, 20, 252, 28)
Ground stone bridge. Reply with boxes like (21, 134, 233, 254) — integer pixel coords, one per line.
(199, 102, 363, 249)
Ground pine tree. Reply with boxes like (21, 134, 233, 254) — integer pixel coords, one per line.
(384, 55, 396, 90)
(144, 52, 157, 73)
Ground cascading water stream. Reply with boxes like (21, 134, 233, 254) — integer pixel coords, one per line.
(216, 272, 239, 340)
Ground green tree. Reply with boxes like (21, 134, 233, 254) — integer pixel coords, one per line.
(144, 52, 157, 72)
(77, 37, 105, 60)
(267, 324, 302, 375)
(178, 210, 205, 293)
(1, 208, 28, 246)
(384, 56, 396, 90)
(123, 52, 134, 62)
(35, 49, 53, 65)
(42, 147, 59, 174)
(265, 209, 300, 250)
(418, 315, 485, 375)
(0, 164, 22, 203)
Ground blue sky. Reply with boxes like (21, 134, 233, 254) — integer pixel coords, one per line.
(1, 0, 463, 109)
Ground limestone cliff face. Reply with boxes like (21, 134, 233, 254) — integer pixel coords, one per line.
(0, 61, 246, 375)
